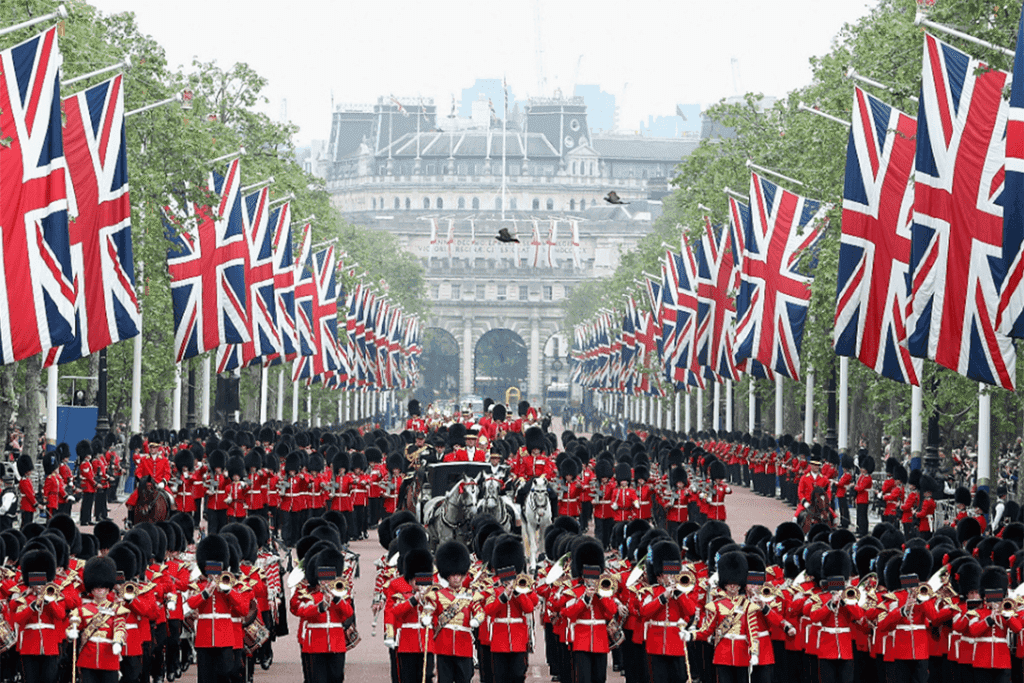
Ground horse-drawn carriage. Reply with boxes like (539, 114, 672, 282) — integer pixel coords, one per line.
(400, 462, 517, 550)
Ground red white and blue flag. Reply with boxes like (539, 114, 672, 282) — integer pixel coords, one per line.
(727, 196, 773, 380)
(696, 217, 741, 382)
(0, 26, 76, 363)
(907, 33, 1015, 389)
(165, 159, 248, 362)
(311, 246, 340, 380)
(266, 204, 296, 364)
(217, 187, 281, 372)
(48, 73, 138, 365)
(734, 172, 825, 382)
(834, 87, 920, 385)
(665, 237, 704, 390)
(1000, 5, 1024, 339)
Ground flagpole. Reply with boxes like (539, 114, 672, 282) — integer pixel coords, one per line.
(674, 392, 681, 432)
(292, 378, 300, 423)
(259, 364, 268, 424)
(838, 356, 850, 452)
(914, 12, 1015, 58)
(748, 380, 755, 433)
(774, 375, 783, 436)
(276, 367, 285, 421)
(695, 386, 703, 431)
(978, 385, 992, 490)
(684, 392, 691, 433)
(131, 264, 143, 434)
(711, 382, 719, 431)
(172, 365, 182, 430)
(200, 355, 211, 425)
(804, 369, 814, 443)
(0, 4, 67, 39)
(46, 365, 58, 450)
(725, 379, 733, 432)
(911, 384, 923, 458)
(501, 80, 507, 221)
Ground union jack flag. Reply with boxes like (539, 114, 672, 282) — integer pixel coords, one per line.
(734, 172, 825, 381)
(1001, 4, 1024, 338)
(834, 87, 920, 385)
(299, 246, 339, 383)
(620, 298, 637, 392)
(0, 26, 76, 363)
(907, 33, 1016, 388)
(728, 196, 773, 380)
(696, 217, 741, 382)
(165, 159, 248, 362)
(267, 203, 296, 364)
(292, 222, 315, 358)
(217, 187, 281, 372)
(48, 74, 138, 365)
(665, 238, 704, 390)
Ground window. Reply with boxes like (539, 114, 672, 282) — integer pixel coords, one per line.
(423, 197, 430, 209)
(394, 197, 400, 210)
(458, 197, 466, 209)
(564, 285, 574, 299)
(405, 197, 411, 210)
(572, 161, 577, 175)
(497, 285, 507, 301)
(532, 198, 540, 210)
(546, 199, 554, 210)
(543, 285, 553, 300)
(437, 198, 443, 210)
(580, 198, 586, 210)
(510, 198, 517, 210)
(569, 199, 576, 211)
(451, 284, 461, 300)
(476, 284, 486, 299)
(372, 198, 376, 210)
(380, 197, 384, 208)
(472, 197, 480, 210)
(426, 164, 435, 175)
(495, 197, 502, 211)
(431, 285, 439, 299)
(519, 285, 528, 301)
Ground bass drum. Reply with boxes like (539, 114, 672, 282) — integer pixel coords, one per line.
(0, 486, 17, 517)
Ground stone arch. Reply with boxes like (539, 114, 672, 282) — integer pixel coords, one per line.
(419, 327, 460, 402)
(474, 328, 527, 400)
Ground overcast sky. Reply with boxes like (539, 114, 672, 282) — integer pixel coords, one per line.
(89, 0, 877, 146)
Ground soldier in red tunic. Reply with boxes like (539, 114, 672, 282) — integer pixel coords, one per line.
(639, 541, 697, 683)
(68, 556, 128, 683)
(423, 541, 477, 683)
(79, 440, 97, 526)
(561, 538, 614, 683)
(11, 548, 66, 681)
(17, 454, 41, 527)
(853, 454, 874, 536)
(485, 536, 538, 683)
(385, 546, 436, 683)
(290, 546, 355, 683)
(556, 460, 582, 519)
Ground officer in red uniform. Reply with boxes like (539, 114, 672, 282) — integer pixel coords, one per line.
(485, 537, 539, 683)
(185, 535, 250, 683)
(42, 452, 64, 517)
(634, 465, 653, 521)
(610, 463, 638, 523)
(853, 454, 874, 536)
(640, 541, 697, 683)
(659, 465, 691, 537)
(79, 440, 97, 526)
(836, 455, 855, 530)
(68, 556, 128, 683)
(17, 454, 41, 527)
(556, 460, 582, 518)
(901, 470, 922, 537)
(592, 459, 614, 548)
(704, 460, 731, 522)
(423, 541, 477, 683)
(561, 538, 614, 683)
(916, 475, 938, 540)
(203, 450, 229, 535)
(385, 547, 436, 683)
(513, 428, 557, 480)
(12, 548, 66, 681)
(290, 546, 355, 683)
(406, 400, 427, 434)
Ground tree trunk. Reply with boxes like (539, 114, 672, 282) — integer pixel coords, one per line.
(22, 355, 41, 458)
(0, 364, 18, 435)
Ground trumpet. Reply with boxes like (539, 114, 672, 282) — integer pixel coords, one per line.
(844, 586, 859, 602)
(122, 582, 138, 600)
(218, 572, 236, 590)
(597, 573, 620, 598)
(674, 569, 697, 594)
(514, 573, 534, 594)
(759, 583, 783, 601)
(1002, 597, 1020, 616)
(917, 583, 933, 600)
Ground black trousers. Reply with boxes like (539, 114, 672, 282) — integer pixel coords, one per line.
(717, 664, 749, 683)
(120, 655, 143, 683)
(838, 498, 850, 529)
(622, 637, 646, 683)
(396, 652, 434, 683)
(974, 670, 1011, 683)
(21, 654, 58, 681)
(492, 651, 529, 683)
(581, 501, 593, 533)
(21, 510, 34, 527)
(370, 497, 383, 527)
(307, 652, 346, 683)
(207, 508, 227, 535)
(166, 619, 181, 676)
(856, 503, 869, 536)
(648, 654, 686, 683)
(79, 670, 119, 683)
(95, 488, 109, 519)
(355, 505, 367, 538)
(887, 659, 929, 683)
(80, 491, 94, 524)
(571, 651, 606, 683)
(196, 647, 237, 683)
(819, 658, 854, 683)
(436, 654, 472, 683)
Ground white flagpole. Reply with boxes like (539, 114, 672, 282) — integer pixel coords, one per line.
(675, 392, 681, 432)
(172, 365, 182, 430)
(713, 382, 721, 431)
(131, 280, 143, 433)
(696, 386, 703, 431)
(804, 368, 814, 443)
(292, 378, 300, 424)
(276, 368, 285, 421)
(307, 390, 313, 426)
(748, 381, 755, 433)
(685, 392, 691, 433)
(978, 385, 992, 487)
(838, 356, 850, 451)
(259, 365, 268, 424)
(725, 379, 733, 432)
(200, 355, 211, 425)
(338, 396, 343, 424)
(774, 375, 783, 436)
(911, 384, 923, 458)
(46, 365, 58, 449)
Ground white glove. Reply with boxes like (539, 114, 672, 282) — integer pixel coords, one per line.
(917, 591, 931, 603)
(802, 501, 810, 509)
(470, 618, 480, 628)
(157, 482, 165, 490)
(45, 594, 56, 603)
(67, 628, 79, 640)
(750, 656, 759, 667)
(421, 615, 432, 627)
(112, 643, 123, 656)
(219, 582, 231, 593)
(383, 638, 397, 649)
(611, 503, 618, 510)
(680, 629, 693, 642)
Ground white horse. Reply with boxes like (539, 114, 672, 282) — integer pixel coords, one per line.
(520, 476, 554, 571)
(423, 475, 479, 550)
(474, 474, 516, 531)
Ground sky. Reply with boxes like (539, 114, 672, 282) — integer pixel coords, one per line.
(88, 0, 878, 146)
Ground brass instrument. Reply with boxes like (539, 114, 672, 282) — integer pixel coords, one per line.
(759, 583, 783, 601)
(1002, 597, 1020, 617)
(514, 573, 534, 594)
(675, 568, 697, 594)
(218, 572, 236, 590)
(844, 586, 859, 602)
(917, 583, 933, 600)
(597, 573, 620, 598)
(122, 582, 138, 600)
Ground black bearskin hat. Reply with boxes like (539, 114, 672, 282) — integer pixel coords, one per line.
(285, 451, 302, 474)
(402, 547, 434, 582)
(552, 515, 581, 536)
(244, 449, 263, 472)
(518, 400, 530, 417)
(892, 463, 907, 484)
(222, 523, 257, 563)
(822, 550, 853, 581)
(525, 427, 547, 454)
(20, 548, 56, 584)
(107, 543, 137, 580)
(974, 489, 990, 512)
(558, 459, 580, 479)
(170, 512, 195, 547)
(76, 440, 92, 461)
(647, 540, 683, 583)
(709, 460, 726, 480)
(670, 465, 688, 487)
(396, 523, 429, 557)
(492, 535, 527, 575)
(955, 560, 982, 597)
(94, 520, 120, 550)
(613, 462, 632, 483)
(174, 449, 195, 472)
(861, 455, 875, 474)
(226, 455, 245, 480)
(83, 556, 117, 592)
(594, 459, 614, 480)
(900, 546, 932, 582)
(47, 513, 82, 555)
(209, 450, 227, 472)
(981, 565, 1008, 596)
(305, 547, 347, 586)
(408, 400, 421, 417)
(195, 534, 230, 574)
(435, 540, 472, 579)
(492, 404, 507, 422)
(570, 538, 604, 578)
(957, 517, 983, 545)
(387, 453, 405, 473)
(16, 454, 33, 476)
(718, 551, 749, 587)
(954, 486, 972, 506)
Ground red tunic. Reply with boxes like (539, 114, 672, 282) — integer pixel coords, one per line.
(290, 585, 354, 653)
(483, 584, 539, 653)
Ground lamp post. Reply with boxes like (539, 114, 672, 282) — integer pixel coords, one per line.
(95, 348, 110, 441)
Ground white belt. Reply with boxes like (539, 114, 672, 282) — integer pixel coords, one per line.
(306, 623, 341, 629)
(708, 502, 725, 506)
(399, 623, 425, 629)
(23, 623, 55, 630)
(896, 624, 926, 631)
(722, 634, 746, 640)
(757, 631, 770, 638)
(819, 627, 850, 634)
(647, 620, 686, 628)
(125, 624, 138, 630)
(493, 618, 523, 624)
(974, 637, 1006, 644)
(196, 614, 234, 621)
(89, 637, 116, 644)
(443, 625, 473, 633)
(574, 619, 605, 626)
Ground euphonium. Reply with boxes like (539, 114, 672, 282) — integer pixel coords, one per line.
(514, 573, 534, 594)
(597, 573, 619, 598)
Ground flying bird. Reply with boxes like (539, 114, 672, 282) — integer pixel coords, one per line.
(604, 191, 628, 205)
(496, 227, 519, 243)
